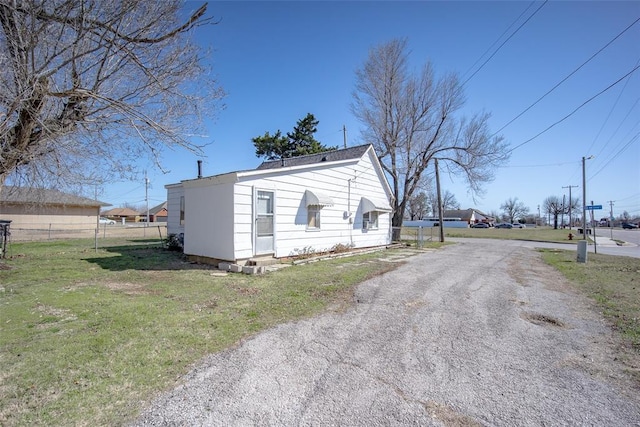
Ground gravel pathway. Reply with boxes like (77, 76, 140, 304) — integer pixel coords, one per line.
(133, 239, 640, 426)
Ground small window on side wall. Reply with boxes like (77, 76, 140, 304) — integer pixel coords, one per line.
(307, 205, 321, 230)
(179, 196, 185, 225)
(363, 211, 379, 229)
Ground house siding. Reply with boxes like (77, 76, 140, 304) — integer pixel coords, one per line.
(165, 184, 185, 237)
(184, 182, 235, 261)
(165, 145, 393, 263)
(234, 149, 392, 259)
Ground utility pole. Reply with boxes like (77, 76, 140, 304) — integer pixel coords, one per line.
(434, 158, 444, 243)
(608, 200, 615, 239)
(145, 171, 150, 236)
(342, 125, 347, 149)
(581, 156, 593, 240)
(562, 185, 578, 229)
(561, 194, 565, 229)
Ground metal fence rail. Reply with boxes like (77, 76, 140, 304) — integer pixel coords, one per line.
(7, 224, 167, 242)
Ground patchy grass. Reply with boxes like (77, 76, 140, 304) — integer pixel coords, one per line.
(539, 249, 640, 350)
(444, 226, 583, 243)
(0, 238, 414, 426)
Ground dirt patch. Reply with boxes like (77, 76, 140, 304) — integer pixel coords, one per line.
(521, 311, 566, 327)
(103, 281, 152, 296)
(424, 401, 483, 427)
(508, 250, 573, 293)
(235, 287, 261, 296)
(193, 299, 219, 312)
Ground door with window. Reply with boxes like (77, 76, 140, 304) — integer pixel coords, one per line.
(255, 190, 275, 254)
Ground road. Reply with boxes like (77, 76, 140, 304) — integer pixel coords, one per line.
(592, 228, 640, 258)
(134, 239, 639, 426)
(595, 227, 640, 246)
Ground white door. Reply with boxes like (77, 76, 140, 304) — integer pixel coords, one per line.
(255, 190, 275, 255)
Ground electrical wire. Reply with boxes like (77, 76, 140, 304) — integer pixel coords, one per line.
(461, 1, 537, 81)
(586, 57, 640, 156)
(461, 0, 548, 88)
(594, 100, 640, 160)
(589, 131, 640, 180)
(494, 16, 640, 137)
(507, 63, 640, 154)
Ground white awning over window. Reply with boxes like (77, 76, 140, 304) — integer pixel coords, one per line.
(305, 189, 334, 207)
(361, 196, 392, 213)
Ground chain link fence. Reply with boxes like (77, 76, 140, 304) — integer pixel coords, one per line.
(6, 223, 167, 242)
(392, 226, 436, 248)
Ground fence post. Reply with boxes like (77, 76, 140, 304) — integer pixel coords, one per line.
(48, 223, 52, 240)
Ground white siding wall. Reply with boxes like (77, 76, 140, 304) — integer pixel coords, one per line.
(165, 185, 184, 237)
(184, 182, 235, 261)
(234, 150, 392, 259)
(233, 184, 256, 260)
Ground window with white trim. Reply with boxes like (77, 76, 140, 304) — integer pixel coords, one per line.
(307, 205, 321, 230)
(363, 211, 379, 229)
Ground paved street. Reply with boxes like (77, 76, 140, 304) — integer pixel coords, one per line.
(134, 239, 639, 426)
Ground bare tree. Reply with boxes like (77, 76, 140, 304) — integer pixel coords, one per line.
(0, 0, 224, 191)
(500, 197, 529, 223)
(406, 191, 427, 220)
(351, 38, 509, 228)
(428, 189, 459, 217)
(543, 196, 564, 229)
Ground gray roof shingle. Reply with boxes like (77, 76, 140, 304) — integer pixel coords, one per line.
(0, 186, 110, 207)
(255, 144, 371, 170)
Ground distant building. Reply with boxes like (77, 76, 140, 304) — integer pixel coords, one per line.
(147, 202, 168, 222)
(101, 207, 141, 223)
(0, 186, 110, 230)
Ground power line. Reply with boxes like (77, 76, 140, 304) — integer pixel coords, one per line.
(594, 99, 640, 160)
(460, 0, 548, 88)
(586, 57, 640, 156)
(502, 160, 580, 168)
(589, 131, 640, 180)
(461, 1, 537, 80)
(494, 16, 640, 136)
(507, 63, 640, 154)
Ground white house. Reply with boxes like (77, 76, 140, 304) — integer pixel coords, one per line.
(165, 144, 394, 264)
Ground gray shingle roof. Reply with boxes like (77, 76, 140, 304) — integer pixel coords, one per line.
(0, 186, 110, 207)
(255, 144, 371, 170)
(148, 201, 167, 215)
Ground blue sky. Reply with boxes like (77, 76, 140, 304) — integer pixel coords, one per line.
(102, 1, 640, 220)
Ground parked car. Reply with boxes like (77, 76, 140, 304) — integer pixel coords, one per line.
(622, 223, 638, 229)
(99, 217, 116, 225)
(471, 223, 489, 228)
(495, 223, 513, 229)
(511, 223, 525, 228)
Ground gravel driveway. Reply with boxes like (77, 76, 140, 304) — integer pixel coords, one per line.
(134, 239, 640, 426)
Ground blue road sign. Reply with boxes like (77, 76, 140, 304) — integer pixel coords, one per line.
(585, 205, 603, 210)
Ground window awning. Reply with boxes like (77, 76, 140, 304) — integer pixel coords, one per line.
(361, 196, 392, 213)
(305, 189, 334, 207)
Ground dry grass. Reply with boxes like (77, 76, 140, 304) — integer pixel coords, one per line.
(0, 237, 418, 426)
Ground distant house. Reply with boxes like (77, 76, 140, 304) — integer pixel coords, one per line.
(166, 144, 394, 265)
(0, 186, 110, 229)
(444, 208, 495, 226)
(101, 207, 140, 223)
(147, 202, 168, 222)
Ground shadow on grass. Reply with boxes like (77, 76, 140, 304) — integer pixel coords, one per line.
(83, 244, 213, 271)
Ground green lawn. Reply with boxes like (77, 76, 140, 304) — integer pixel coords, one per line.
(0, 238, 416, 426)
(540, 249, 640, 349)
(442, 226, 582, 243)
(401, 225, 581, 244)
